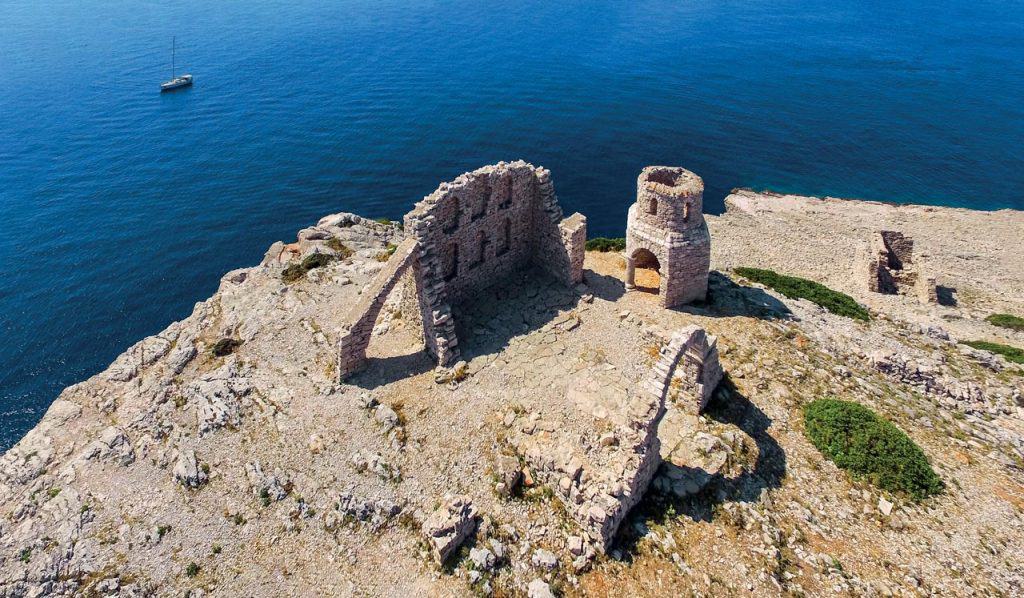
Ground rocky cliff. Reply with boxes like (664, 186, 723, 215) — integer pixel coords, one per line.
(1, 193, 1022, 597)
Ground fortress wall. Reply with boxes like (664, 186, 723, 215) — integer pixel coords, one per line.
(404, 161, 585, 365)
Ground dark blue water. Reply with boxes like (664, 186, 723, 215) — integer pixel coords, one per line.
(1, 0, 1022, 449)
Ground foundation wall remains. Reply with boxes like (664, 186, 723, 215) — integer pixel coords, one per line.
(625, 166, 711, 307)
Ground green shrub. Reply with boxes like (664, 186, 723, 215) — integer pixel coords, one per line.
(373, 217, 403, 230)
(301, 252, 334, 270)
(803, 398, 942, 500)
(986, 313, 1024, 332)
(281, 263, 306, 283)
(325, 237, 353, 259)
(961, 340, 1024, 364)
(282, 252, 336, 283)
(585, 237, 626, 252)
(734, 267, 870, 321)
(185, 562, 200, 577)
(211, 338, 241, 357)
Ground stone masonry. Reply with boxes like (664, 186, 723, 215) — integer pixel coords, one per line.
(518, 325, 723, 551)
(337, 161, 586, 379)
(656, 325, 723, 415)
(625, 166, 712, 308)
(863, 230, 937, 304)
(336, 238, 422, 378)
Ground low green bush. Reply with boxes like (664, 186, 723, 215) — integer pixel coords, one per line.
(734, 267, 870, 321)
(282, 252, 336, 283)
(986, 313, 1024, 332)
(585, 237, 626, 252)
(325, 237, 354, 258)
(373, 217, 403, 230)
(961, 340, 1024, 364)
(803, 398, 943, 500)
(211, 338, 241, 357)
(301, 252, 334, 270)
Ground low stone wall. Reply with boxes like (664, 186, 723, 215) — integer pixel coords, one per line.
(337, 237, 421, 379)
(519, 325, 723, 552)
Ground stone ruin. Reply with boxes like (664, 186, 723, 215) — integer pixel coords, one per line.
(337, 161, 586, 379)
(625, 166, 712, 308)
(863, 230, 937, 304)
(335, 161, 724, 557)
(516, 325, 722, 551)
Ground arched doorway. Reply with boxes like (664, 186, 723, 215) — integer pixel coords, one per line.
(626, 248, 661, 295)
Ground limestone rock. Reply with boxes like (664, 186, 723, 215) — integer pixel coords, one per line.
(245, 461, 289, 501)
(83, 427, 135, 466)
(469, 547, 497, 571)
(531, 548, 558, 570)
(188, 364, 252, 436)
(422, 495, 477, 564)
(527, 579, 555, 598)
(173, 450, 207, 488)
(375, 404, 399, 431)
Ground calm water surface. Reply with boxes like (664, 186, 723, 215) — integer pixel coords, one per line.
(1, 0, 1022, 449)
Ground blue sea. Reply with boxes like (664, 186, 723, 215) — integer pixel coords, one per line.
(1, 0, 1022, 450)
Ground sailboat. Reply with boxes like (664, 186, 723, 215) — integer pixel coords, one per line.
(160, 37, 193, 92)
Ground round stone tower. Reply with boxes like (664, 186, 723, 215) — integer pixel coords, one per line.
(624, 166, 711, 307)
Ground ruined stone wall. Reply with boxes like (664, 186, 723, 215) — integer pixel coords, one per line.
(864, 230, 937, 304)
(404, 161, 586, 365)
(625, 166, 711, 307)
(337, 237, 422, 378)
(521, 325, 723, 552)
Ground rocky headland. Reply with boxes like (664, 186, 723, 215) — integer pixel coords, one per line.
(1, 181, 1022, 597)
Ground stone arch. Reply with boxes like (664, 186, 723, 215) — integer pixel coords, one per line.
(626, 247, 663, 294)
(632, 247, 660, 270)
(648, 197, 658, 215)
(337, 238, 426, 379)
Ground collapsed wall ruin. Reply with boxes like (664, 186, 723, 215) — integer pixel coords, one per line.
(517, 325, 723, 551)
(863, 230, 937, 304)
(625, 166, 712, 308)
(337, 161, 586, 379)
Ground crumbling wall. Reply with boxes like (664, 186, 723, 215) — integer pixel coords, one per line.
(337, 237, 422, 378)
(519, 325, 723, 552)
(661, 326, 723, 414)
(864, 230, 937, 304)
(404, 161, 586, 366)
(625, 166, 711, 307)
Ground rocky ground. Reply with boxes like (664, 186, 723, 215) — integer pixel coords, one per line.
(1, 192, 1023, 597)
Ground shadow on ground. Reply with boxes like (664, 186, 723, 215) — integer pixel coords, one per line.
(352, 265, 597, 388)
(347, 349, 434, 390)
(671, 271, 792, 320)
(453, 266, 598, 363)
(614, 375, 787, 557)
(936, 285, 957, 307)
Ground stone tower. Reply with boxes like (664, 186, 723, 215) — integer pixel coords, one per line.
(624, 166, 711, 307)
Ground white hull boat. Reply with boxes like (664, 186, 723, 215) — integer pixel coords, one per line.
(160, 37, 193, 92)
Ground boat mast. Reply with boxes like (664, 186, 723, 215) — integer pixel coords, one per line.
(171, 36, 175, 79)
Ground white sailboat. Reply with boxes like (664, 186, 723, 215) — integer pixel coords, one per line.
(160, 37, 193, 92)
